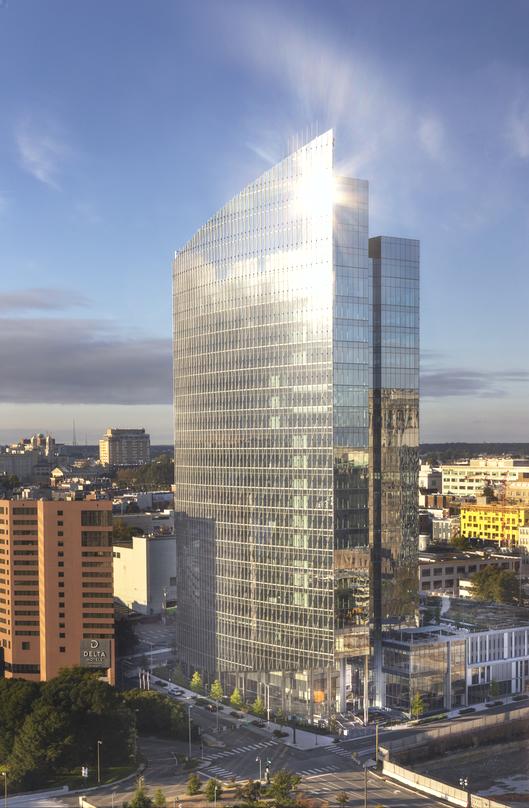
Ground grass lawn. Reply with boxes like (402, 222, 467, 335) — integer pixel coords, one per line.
(50, 762, 137, 791)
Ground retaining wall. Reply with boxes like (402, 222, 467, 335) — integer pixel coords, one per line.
(382, 760, 509, 808)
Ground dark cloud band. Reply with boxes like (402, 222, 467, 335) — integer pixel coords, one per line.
(0, 317, 171, 405)
(421, 368, 529, 397)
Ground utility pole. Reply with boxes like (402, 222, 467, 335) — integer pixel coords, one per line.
(375, 721, 379, 765)
(364, 765, 368, 808)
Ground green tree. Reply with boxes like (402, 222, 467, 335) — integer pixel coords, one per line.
(237, 779, 261, 802)
(7, 668, 134, 790)
(0, 474, 19, 492)
(187, 772, 202, 795)
(113, 519, 143, 544)
(489, 680, 501, 698)
(275, 708, 287, 726)
(336, 792, 349, 807)
(251, 696, 266, 718)
(471, 566, 518, 604)
(210, 679, 224, 703)
(0, 678, 41, 762)
(116, 455, 174, 491)
(153, 789, 167, 808)
(122, 690, 188, 739)
(230, 686, 243, 710)
(190, 671, 203, 693)
(269, 769, 301, 802)
(410, 693, 426, 719)
(452, 535, 470, 550)
(123, 785, 154, 808)
(204, 778, 223, 802)
(482, 484, 497, 502)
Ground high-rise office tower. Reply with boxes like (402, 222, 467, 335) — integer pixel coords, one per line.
(173, 131, 419, 715)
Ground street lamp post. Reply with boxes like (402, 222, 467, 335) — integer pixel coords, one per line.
(97, 740, 103, 784)
(256, 756, 262, 782)
(1, 770, 7, 808)
(264, 683, 271, 723)
(459, 777, 470, 808)
(187, 704, 193, 759)
(214, 784, 218, 808)
(364, 765, 368, 808)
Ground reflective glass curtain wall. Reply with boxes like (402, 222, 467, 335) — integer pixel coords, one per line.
(173, 132, 337, 677)
(173, 134, 419, 712)
(369, 237, 420, 645)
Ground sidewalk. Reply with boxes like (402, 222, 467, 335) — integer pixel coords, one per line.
(150, 676, 336, 750)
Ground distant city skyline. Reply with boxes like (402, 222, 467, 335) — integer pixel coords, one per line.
(1, 0, 529, 442)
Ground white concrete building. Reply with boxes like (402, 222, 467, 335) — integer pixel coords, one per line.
(441, 457, 529, 497)
(419, 463, 442, 492)
(99, 428, 150, 466)
(113, 533, 177, 614)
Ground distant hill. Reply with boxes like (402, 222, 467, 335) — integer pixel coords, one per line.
(420, 443, 529, 462)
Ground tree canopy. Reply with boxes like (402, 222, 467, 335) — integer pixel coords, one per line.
(113, 519, 143, 543)
(190, 671, 203, 693)
(0, 678, 40, 762)
(115, 454, 174, 491)
(251, 696, 266, 717)
(230, 686, 243, 710)
(210, 679, 223, 702)
(7, 668, 134, 789)
(122, 690, 188, 738)
(471, 565, 519, 604)
(269, 769, 301, 802)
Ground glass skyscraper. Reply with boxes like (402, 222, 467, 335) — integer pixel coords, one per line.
(173, 131, 419, 715)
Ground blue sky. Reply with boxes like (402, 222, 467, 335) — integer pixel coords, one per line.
(1, 0, 528, 444)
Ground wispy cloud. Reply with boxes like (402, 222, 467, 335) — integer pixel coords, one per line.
(418, 115, 446, 161)
(507, 96, 529, 159)
(421, 367, 529, 398)
(0, 288, 90, 313)
(15, 117, 71, 189)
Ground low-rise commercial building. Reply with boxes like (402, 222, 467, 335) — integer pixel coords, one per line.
(431, 516, 460, 544)
(112, 533, 176, 614)
(382, 598, 529, 713)
(419, 550, 521, 596)
(0, 499, 115, 683)
(442, 457, 529, 497)
(419, 463, 442, 492)
(506, 474, 529, 506)
(460, 503, 529, 545)
(99, 428, 150, 467)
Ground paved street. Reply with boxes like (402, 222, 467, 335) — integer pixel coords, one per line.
(50, 701, 452, 808)
(17, 667, 527, 807)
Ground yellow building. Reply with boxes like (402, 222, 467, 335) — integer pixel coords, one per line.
(460, 503, 529, 545)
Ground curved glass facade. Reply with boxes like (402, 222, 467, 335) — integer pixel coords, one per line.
(173, 131, 419, 714)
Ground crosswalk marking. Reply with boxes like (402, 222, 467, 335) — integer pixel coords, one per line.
(300, 765, 339, 776)
(324, 745, 354, 757)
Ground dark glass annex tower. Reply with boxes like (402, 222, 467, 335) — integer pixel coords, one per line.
(173, 131, 419, 715)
